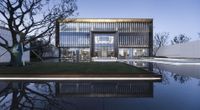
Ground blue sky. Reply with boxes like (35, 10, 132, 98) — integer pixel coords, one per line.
(77, 0, 200, 41)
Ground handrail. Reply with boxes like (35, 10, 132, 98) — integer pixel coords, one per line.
(31, 50, 44, 62)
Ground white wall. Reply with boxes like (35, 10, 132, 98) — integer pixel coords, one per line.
(156, 40, 200, 58)
(0, 27, 30, 62)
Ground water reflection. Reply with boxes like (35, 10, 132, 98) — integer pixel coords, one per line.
(125, 61, 200, 84)
(0, 61, 200, 110)
(0, 81, 75, 110)
(57, 81, 155, 97)
(0, 80, 159, 110)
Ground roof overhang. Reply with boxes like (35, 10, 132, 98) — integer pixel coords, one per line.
(59, 18, 153, 23)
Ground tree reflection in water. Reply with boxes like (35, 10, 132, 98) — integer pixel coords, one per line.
(171, 73, 190, 84)
(0, 82, 77, 110)
(153, 63, 190, 84)
(0, 80, 158, 110)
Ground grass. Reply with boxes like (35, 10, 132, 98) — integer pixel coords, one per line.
(0, 62, 148, 74)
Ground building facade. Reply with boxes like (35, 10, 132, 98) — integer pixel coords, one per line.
(56, 18, 153, 62)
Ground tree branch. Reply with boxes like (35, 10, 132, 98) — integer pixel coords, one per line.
(24, 35, 51, 51)
(24, 23, 54, 45)
(0, 0, 77, 55)
(25, 87, 50, 101)
(0, 35, 9, 46)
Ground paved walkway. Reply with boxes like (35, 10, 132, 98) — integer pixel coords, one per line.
(118, 57, 200, 65)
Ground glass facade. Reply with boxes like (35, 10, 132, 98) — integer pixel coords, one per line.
(59, 32, 90, 47)
(57, 19, 153, 61)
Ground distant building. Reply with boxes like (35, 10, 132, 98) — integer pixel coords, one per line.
(56, 18, 153, 61)
(0, 26, 30, 63)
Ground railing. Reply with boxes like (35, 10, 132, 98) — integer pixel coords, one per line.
(31, 50, 44, 62)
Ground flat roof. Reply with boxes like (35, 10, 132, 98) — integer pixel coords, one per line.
(59, 18, 153, 23)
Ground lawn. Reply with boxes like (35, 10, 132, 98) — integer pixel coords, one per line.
(0, 62, 148, 74)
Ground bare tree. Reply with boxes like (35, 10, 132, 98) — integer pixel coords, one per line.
(0, 0, 77, 66)
(153, 32, 169, 56)
(171, 34, 191, 45)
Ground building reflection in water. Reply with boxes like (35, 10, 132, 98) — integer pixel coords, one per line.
(0, 79, 161, 109)
(56, 80, 157, 97)
(122, 60, 153, 71)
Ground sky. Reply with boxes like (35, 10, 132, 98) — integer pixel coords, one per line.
(77, 0, 200, 41)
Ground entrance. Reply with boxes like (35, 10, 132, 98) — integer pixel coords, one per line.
(93, 34, 115, 58)
(102, 46, 107, 57)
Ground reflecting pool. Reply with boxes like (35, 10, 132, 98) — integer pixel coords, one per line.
(0, 61, 200, 110)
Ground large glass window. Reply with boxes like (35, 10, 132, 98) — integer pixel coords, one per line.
(60, 48, 90, 62)
(118, 48, 149, 59)
(133, 48, 149, 56)
(118, 48, 130, 59)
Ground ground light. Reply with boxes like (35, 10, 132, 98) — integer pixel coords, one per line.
(0, 77, 161, 81)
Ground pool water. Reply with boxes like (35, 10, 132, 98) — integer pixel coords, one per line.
(0, 61, 200, 110)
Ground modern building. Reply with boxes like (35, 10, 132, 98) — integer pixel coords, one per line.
(56, 18, 153, 62)
(0, 26, 30, 63)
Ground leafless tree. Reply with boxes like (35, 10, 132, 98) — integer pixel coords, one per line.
(0, 0, 77, 66)
(153, 32, 169, 56)
(171, 34, 191, 45)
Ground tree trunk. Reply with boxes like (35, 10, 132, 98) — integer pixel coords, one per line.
(9, 43, 24, 66)
(10, 82, 21, 110)
(10, 90, 19, 110)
